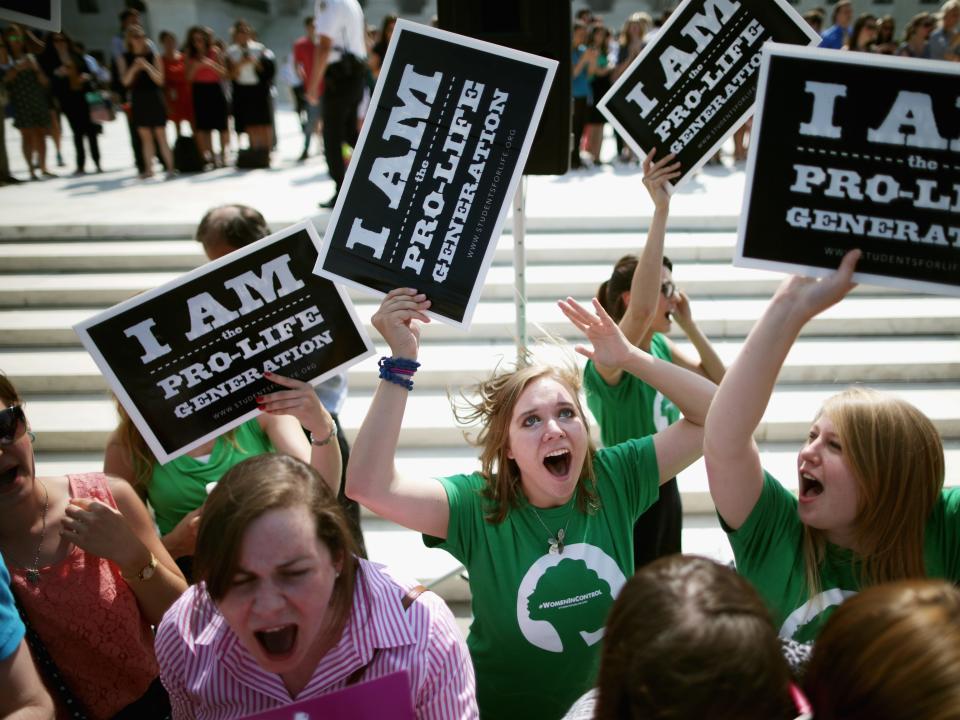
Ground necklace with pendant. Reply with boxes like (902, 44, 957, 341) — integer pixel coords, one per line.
(530, 504, 573, 555)
(24, 482, 49, 586)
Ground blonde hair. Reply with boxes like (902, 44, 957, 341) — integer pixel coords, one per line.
(805, 580, 960, 720)
(452, 357, 599, 523)
(801, 387, 944, 597)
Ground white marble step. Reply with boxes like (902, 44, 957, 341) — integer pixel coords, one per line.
(19, 384, 960, 453)
(0, 262, 912, 308)
(0, 231, 739, 271)
(3, 337, 959, 394)
(3, 296, 959, 347)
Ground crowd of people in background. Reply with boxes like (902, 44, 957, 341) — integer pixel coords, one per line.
(0, 2, 404, 190)
(3, 2, 960, 719)
(568, 1, 960, 169)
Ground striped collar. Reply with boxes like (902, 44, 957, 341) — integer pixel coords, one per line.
(196, 559, 420, 702)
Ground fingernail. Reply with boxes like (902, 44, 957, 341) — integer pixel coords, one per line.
(255, 396, 264, 402)
(257, 405, 266, 411)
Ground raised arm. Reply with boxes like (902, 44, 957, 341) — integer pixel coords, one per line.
(560, 296, 716, 483)
(346, 288, 451, 539)
(665, 291, 726, 383)
(593, 149, 680, 385)
(703, 250, 860, 529)
(257, 371, 342, 496)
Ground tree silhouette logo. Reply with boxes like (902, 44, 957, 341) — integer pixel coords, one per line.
(515, 543, 627, 652)
(653, 389, 678, 432)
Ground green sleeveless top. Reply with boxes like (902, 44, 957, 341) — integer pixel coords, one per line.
(148, 419, 275, 535)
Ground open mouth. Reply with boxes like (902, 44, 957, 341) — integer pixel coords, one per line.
(543, 449, 571, 478)
(0, 465, 19, 487)
(254, 624, 298, 657)
(800, 473, 824, 498)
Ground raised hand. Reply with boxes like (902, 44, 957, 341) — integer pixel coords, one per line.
(371, 287, 431, 361)
(642, 148, 682, 210)
(774, 249, 861, 324)
(558, 296, 634, 369)
(258, 370, 335, 438)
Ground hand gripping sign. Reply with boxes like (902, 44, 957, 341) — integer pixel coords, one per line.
(75, 222, 374, 463)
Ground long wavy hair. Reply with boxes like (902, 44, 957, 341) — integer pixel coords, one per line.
(452, 357, 599, 524)
(801, 387, 943, 598)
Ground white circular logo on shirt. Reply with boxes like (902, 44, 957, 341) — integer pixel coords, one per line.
(516, 543, 627, 653)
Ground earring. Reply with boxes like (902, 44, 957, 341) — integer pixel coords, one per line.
(27, 431, 36, 443)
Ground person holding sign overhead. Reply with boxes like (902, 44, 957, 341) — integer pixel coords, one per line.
(347, 289, 716, 719)
(586, 150, 725, 568)
(703, 251, 960, 644)
(156, 453, 477, 719)
(104, 205, 344, 580)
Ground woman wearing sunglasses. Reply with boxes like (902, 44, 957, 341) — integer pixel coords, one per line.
(586, 149, 726, 568)
(0, 372, 187, 719)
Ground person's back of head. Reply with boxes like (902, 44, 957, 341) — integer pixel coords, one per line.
(195, 204, 269, 260)
(805, 580, 960, 720)
(595, 555, 794, 720)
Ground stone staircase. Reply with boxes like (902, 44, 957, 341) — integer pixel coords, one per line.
(2, 223, 959, 603)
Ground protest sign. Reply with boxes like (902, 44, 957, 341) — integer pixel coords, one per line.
(0, 0, 60, 32)
(736, 44, 960, 296)
(598, 0, 817, 190)
(238, 671, 414, 720)
(315, 20, 557, 329)
(75, 222, 374, 464)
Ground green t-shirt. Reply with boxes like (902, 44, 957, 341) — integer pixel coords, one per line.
(726, 472, 960, 643)
(424, 436, 660, 720)
(148, 418, 275, 535)
(583, 332, 680, 448)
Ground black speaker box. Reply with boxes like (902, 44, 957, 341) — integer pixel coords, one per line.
(437, 0, 572, 176)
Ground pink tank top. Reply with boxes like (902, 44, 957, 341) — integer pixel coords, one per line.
(10, 473, 158, 719)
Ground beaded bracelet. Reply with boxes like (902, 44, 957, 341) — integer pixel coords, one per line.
(379, 356, 420, 391)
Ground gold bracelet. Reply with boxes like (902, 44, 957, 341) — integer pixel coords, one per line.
(309, 424, 337, 447)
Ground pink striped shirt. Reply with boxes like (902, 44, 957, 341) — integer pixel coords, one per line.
(156, 559, 477, 719)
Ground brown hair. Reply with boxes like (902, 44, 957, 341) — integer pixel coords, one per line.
(905, 12, 935, 39)
(801, 387, 943, 598)
(0, 372, 22, 407)
(452, 358, 599, 523)
(194, 454, 357, 635)
(805, 580, 960, 720)
(195, 204, 270, 251)
(596, 555, 794, 719)
(596, 254, 672, 323)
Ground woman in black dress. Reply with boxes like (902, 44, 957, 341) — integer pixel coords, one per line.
(185, 26, 229, 168)
(122, 25, 173, 178)
(39, 31, 101, 174)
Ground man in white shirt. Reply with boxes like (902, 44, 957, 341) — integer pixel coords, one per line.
(306, 0, 367, 208)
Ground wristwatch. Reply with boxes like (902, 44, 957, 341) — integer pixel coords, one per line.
(124, 552, 158, 582)
(309, 423, 338, 447)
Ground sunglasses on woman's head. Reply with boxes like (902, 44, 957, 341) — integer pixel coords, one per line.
(660, 281, 677, 299)
(0, 405, 26, 446)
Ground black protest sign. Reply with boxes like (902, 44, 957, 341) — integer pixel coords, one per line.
(598, 0, 816, 189)
(0, 0, 59, 32)
(736, 45, 960, 296)
(315, 20, 556, 328)
(75, 222, 374, 463)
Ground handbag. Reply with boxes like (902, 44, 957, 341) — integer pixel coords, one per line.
(86, 90, 116, 123)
